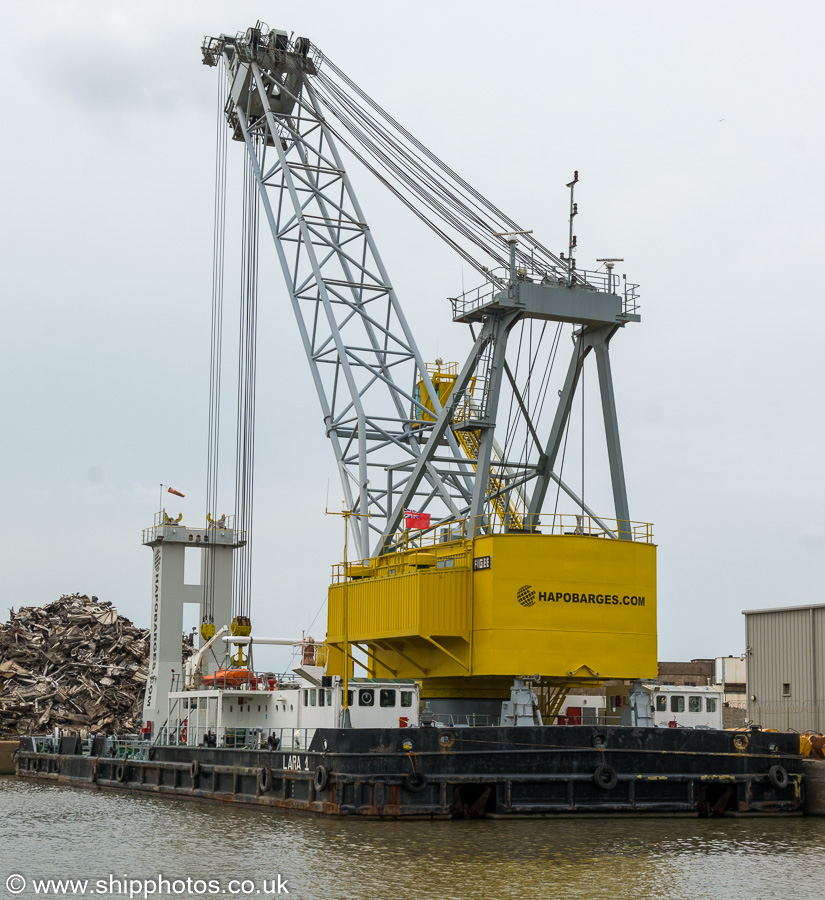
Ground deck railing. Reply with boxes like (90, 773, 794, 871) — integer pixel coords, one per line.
(332, 512, 654, 580)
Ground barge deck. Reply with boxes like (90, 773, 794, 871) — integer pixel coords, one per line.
(16, 725, 804, 819)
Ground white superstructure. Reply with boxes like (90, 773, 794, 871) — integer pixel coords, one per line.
(647, 684, 723, 729)
(166, 675, 420, 751)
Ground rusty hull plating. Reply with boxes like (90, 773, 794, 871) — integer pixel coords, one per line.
(16, 725, 803, 819)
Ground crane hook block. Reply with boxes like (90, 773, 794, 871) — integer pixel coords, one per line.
(200, 622, 216, 642)
(230, 616, 252, 637)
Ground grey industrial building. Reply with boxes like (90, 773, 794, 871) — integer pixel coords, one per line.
(744, 603, 825, 732)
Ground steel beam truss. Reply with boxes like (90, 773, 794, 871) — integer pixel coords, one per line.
(212, 35, 475, 558)
(206, 28, 639, 556)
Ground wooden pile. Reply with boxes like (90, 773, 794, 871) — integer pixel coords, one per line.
(0, 593, 193, 737)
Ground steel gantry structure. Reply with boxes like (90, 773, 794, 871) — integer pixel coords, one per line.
(202, 23, 642, 561)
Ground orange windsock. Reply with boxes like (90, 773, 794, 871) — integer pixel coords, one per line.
(167, 487, 185, 498)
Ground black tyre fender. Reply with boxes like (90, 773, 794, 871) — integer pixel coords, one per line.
(115, 762, 128, 784)
(768, 764, 789, 790)
(593, 764, 618, 790)
(313, 765, 330, 792)
(405, 771, 428, 793)
(190, 759, 200, 779)
(258, 766, 273, 793)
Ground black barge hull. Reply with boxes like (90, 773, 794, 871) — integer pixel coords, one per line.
(16, 725, 804, 818)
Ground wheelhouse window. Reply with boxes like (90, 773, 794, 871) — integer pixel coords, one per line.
(303, 690, 308, 707)
(671, 695, 685, 713)
(344, 690, 354, 707)
(359, 689, 375, 707)
(319, 689, 325, 707)
(688, 696, 702, 713)
(310, 689, 317, 707)
(380, 689, 396, 708)
(656, 696, 667, 712)
(706, 698, 717, 713)
(400, 692, 413, 708)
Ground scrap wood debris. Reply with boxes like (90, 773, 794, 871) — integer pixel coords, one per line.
(0, 593, 194, 737)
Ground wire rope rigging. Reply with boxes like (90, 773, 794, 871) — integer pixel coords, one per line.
(202, 64, 229, 642)
(200, 23, 642, 565)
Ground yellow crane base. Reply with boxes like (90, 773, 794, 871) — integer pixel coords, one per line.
(325, 529, 657, 695)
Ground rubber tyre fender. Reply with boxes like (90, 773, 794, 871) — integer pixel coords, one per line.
(313, 765, 330, 793)
(405, 772, 428, 793)
(115, 763, 128, 784)
(768, 765, 789, 790)
(593, 764, 618, 790)
(258, 766, 273, 794)
(190, 759, 200, 780)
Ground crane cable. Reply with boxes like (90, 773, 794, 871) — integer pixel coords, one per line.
(304, 61, 591, 522)
(203, 64, 228, 639)
(311, 74, 521, 281)
(313, 57, 570, 281)
(231, 137, 262, 642)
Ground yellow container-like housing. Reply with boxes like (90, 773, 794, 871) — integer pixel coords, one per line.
(326, 530, 657, 698)
(412, 362, 459, 426)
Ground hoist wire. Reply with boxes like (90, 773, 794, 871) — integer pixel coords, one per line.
(313, 83, 524, 281)
(314, 74, 502, 241)
(310, 76, 505, 280)
(530, 321, 565, 472)
(552, 330, 579, 530)
(519, 320, 537, 487)
(306, 72, 541, 285)
(501, 322, 526, 472)
(315, 58, 569, 281)
(581, 348, 585, 515)
(204, 65, 228, 625)
(303, 61, 596, 524)
(232, 140, 261, 622)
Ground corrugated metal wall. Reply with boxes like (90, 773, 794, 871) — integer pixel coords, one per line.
(746, 605, 825, 732)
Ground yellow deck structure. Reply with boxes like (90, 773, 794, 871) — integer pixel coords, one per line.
(326, 515, 657, 699)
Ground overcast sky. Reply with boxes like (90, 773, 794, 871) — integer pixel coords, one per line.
(2, 0, 823, 672)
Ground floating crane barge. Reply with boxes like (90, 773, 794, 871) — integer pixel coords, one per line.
(17, 22, 805, 817)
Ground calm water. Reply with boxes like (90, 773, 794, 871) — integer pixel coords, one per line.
(1, 776, 824, 899)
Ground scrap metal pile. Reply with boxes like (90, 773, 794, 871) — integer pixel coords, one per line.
(0, 593, 193, 737)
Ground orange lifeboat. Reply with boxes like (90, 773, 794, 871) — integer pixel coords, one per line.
(201, 668, 255, 688)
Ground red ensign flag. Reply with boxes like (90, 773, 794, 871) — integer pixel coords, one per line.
(403, 509, 431, 529)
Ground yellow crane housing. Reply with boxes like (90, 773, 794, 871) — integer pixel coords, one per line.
(326, 516, 656, 701)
